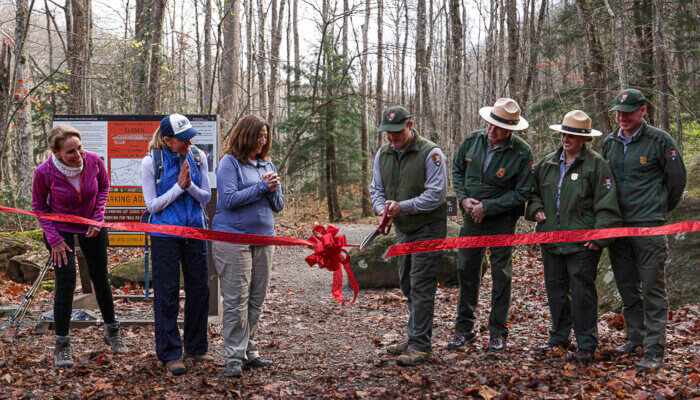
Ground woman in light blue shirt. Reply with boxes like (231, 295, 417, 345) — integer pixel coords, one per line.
(213, 114, 284, 378)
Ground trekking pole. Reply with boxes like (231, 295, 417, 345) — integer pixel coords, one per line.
(6, 257, 53, 332)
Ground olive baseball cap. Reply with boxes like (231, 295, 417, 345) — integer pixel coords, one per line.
(610, 89, 647, 112)
(378, 105, 412, 132)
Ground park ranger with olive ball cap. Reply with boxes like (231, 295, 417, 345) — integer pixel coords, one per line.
(370, 105, 447, 367)
(602, 88, 687, 372)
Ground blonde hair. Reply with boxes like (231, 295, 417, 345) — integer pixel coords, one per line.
(48, 125, 82, 151)
(148, 127, 168, 152)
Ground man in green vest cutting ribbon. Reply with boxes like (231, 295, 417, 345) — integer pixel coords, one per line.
(370, 105, 448, 367)
(449, 98, 534, 353)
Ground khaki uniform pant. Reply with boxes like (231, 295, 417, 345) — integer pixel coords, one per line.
(214, 242, 274, 364)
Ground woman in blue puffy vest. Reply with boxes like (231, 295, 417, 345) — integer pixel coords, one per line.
(140, 114, 212, 375)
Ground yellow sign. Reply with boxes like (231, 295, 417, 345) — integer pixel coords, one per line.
(107, 192, 145, 207)
(108, 233, 149, 247)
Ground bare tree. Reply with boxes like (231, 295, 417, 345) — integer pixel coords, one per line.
(268, 0, 287, 122)
(652, 0, 669, 132)
(203, 0, 213, 111)
(505, 0, 520, 101)
(257, 0, 268, 113)
(219, 0, 241, 126)
(361, 0, 372, 217)
(448, 0, 462, 143)
(375, 0, 384, 126)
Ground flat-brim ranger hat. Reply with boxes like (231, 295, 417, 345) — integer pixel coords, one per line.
(478, 98, 529, 131)
(378, 105, 412, 132)
(549, 110, 602, 137)
(160, 114, 200, 141)
(609, 88, 646, 112)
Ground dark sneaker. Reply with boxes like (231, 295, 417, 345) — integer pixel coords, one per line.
(54, 336, 74, 368)
(245, 358, 272, 369)
(396, 348, 431, 367)
(446, 331, 477, 350)
(104, 322, 128, 354)
(573, 350, 594, 363)
(184, 352, 215, 362)
(386, 342, 408, 355)
(613, 342, 642, 355)
(165, 360, 186, 375)
(486, 337, 506, 353)
(636, 355, 663, 372)
(536, 342, 569, 352)
(224, 361, 243, 377)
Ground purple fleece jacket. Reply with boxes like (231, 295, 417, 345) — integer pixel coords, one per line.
(32, 151, 110, 248)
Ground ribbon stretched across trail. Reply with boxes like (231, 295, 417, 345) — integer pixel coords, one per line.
(0, 206, 360, 306)
(385, 221, 700, 258)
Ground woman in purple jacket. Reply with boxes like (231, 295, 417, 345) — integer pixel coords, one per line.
(32, 125, 128, 369)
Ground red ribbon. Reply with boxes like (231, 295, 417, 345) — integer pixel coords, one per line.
(1, 206, 359, 305)
(304, 225, 359, 305)
(385, 221, 700, 258)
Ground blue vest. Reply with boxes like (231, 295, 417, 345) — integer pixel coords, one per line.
(150, 148, 205, 237)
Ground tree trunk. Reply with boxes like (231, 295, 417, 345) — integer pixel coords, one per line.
(194, 0, 204, 111)
(203, 0, 213, 111)
(631, 0, 655, 125)
(416, 0, 437, 140)
(521, 0, 546, 108)
(505, 0, 520, 101)
(575, 0, 612, 133)
(219, 0, 241, 125)
(67, 0, 87, 113)
(257, 0, 268, 114)
(652, 0, 669, 132)
(293, 0, 299, 94)
(246, 0, 254, 109)
(14, 0, 33, 196)
(268, 0, 286, 123)
(375, 0, 384, 126)
(360, 0, 372, 217)
(448, 0, 462, 143)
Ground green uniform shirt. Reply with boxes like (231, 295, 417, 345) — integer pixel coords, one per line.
(602, 123, 687, 225)
(526, 146, 623, 254)
(452, 129, 534, 217)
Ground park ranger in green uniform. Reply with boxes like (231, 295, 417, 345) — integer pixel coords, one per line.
(370, 105, 447, 367)
(526, 110, 622, 363)
(449, 98, 534, 353)
(602, 89, 687, 371)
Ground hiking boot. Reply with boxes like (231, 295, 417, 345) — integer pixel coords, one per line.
(184, 352, 215, 362)
(636, 355, 663, 372)
(536, 342, 569, 352)
(104, 322, 128, 354)
(386, 342, 408, 355)
(54, 336, 74, 368)
(613, 342, 642, 355)
(486, 337, 506, 353)
(224, 361, 243, 377)
(446, 330, 477, 350)
(245, 357, 272, 369)
(165, 360, 187, 376)
(396, 348, 431, 367)
(573, 350, 594, 363)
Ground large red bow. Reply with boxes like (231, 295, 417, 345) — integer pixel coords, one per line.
(305, 225, 359, 305)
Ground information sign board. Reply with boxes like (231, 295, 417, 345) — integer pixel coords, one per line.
(53, 115, 217, 246)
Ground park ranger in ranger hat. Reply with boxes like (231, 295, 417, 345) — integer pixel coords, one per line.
(448, 98, 534, 353)
(526, 110, 622, 363)
(602, 89, 687, 371)
(370, 105, 448, 367)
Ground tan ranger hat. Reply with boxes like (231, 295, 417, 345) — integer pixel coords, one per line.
(549, 110, 602, 137)
(478, 98, 529, 131)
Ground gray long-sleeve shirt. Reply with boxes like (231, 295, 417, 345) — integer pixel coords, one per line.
(369, 144, 447, 215)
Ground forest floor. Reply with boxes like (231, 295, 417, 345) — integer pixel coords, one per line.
(1, 223, 699, 399)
